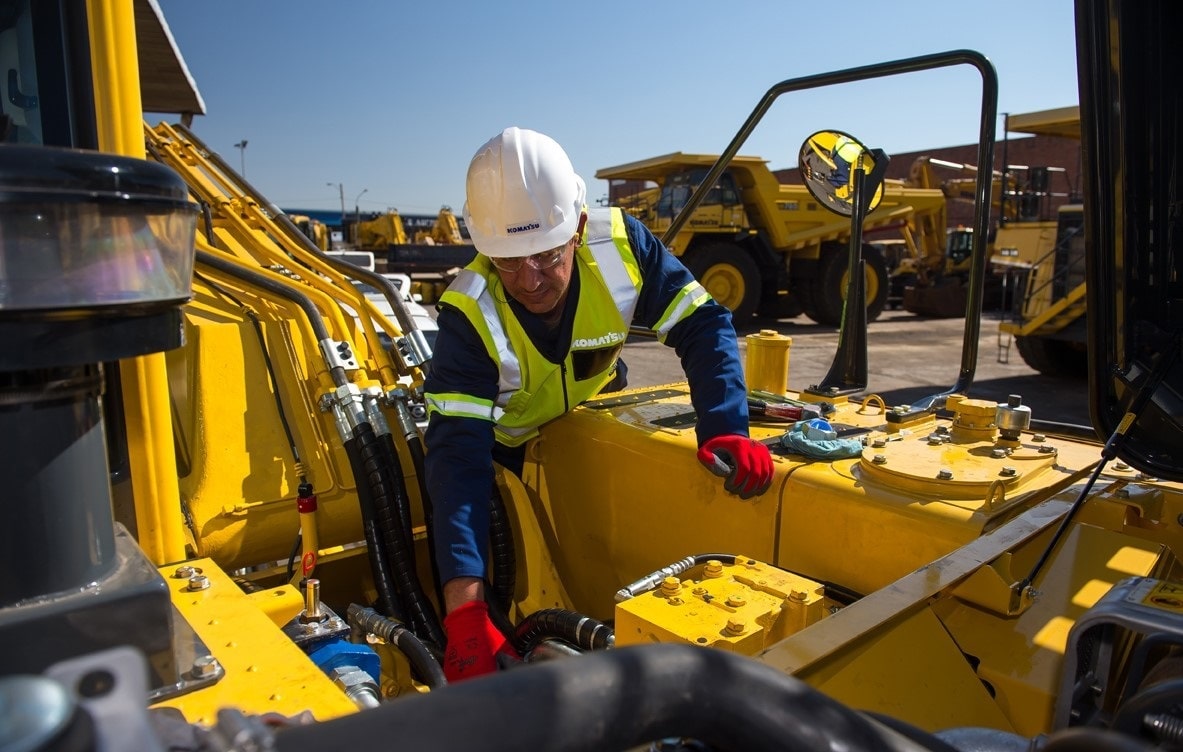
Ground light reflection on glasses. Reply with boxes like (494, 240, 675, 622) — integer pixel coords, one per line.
(488, 237, 573, 273)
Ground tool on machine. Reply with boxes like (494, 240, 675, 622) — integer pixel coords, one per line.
(748, 398, 824, 422)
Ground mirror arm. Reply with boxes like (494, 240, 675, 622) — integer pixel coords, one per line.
(809, 150, 891, 396)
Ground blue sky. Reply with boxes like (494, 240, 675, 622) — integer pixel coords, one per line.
(156, 1, 1079, 217)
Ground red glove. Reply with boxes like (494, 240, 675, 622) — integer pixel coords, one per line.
(442, 600, 519, 683)
(697, 434, 774, 499)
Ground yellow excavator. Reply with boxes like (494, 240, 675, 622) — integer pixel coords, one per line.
(2, 1, 1181, 751)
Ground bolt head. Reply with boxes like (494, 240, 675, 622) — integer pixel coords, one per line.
(191, 655, 220, 679)
(187, 574, 210, 591)
(872, 454, 887, 464)
(937, 468, 954, 480)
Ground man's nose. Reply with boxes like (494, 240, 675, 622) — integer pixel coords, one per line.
(516, 265, 544, 290)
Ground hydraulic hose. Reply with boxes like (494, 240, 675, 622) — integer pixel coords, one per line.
(347, 604, 446, 690)
(274, 643, 914, 752)
(487, 483, 517, 614)
(344, 432, 402, 621)
(349, 421, 446, 649)
(196, 250, 348, 388)
(390, 399, 444, 610)
(512, 609, 614, 655)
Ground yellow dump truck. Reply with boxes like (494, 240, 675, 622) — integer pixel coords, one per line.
(596, 152, 948, 325)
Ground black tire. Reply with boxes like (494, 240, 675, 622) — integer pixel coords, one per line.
(681, 243, 762, 321)
(1014, 336, 1087, 377)
(805, 242, 890, 326)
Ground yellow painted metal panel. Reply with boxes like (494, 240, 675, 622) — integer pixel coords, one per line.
(799, 607, 1014, 733)
(153, 560, 356, 724)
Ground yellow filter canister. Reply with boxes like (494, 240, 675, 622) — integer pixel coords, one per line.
(744, 329, 792, 395)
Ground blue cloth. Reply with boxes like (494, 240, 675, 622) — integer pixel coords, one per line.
(779, 419, 864, 460)
(424, 212, 749, 583)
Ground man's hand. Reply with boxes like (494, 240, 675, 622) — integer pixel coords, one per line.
(442, 600, 519, 683)
(697, 434, 773, 499)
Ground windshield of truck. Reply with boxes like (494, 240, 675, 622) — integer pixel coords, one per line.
(656, 169, 738, 219)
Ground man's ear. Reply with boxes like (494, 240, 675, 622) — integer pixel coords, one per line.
(576, 211, 588, 239)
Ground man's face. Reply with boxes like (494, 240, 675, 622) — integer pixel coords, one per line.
(492, 236, 577, 317)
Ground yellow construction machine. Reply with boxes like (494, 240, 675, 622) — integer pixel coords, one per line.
(896, 148, 1076, 319)
(3, 1, 1182, 751)
(596, 150, 948, 325)
(990, 107, 1088, 376)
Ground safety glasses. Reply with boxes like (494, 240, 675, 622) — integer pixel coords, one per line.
(488, 236, 574, 274)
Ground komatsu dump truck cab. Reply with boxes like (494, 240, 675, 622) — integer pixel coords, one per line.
(1, 1, 1181, 750)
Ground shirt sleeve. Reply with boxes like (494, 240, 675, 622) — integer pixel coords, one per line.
(624, 213, 750, 445)
(423, 304, 498, 583)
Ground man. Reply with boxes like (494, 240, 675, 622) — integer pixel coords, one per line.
(423, 127, 773, 682)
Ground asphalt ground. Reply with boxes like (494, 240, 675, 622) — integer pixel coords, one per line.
(619, 308, 1095, 433)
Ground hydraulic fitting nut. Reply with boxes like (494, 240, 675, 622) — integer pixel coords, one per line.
(703, 560, 724, 579)
(660, 577, 682, 596)
(330, 666, 381, 709)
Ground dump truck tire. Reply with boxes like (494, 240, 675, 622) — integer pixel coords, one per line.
(1015, 336, 1087, 378)
(806, 243, 889, 326)
(682, 243, 761, 321)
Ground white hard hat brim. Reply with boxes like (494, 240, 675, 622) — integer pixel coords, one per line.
(464, 175, 586, 258)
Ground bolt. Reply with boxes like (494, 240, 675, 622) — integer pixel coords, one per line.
(661, 576, 682, 596)
(1114, 461, 1130, 471)
(725, 618, 746, 635)
(1136, 472, 1158, 482)
(1115, 488, 1131, 499)
(992, 448, 1008, 459)
(872, 454, 887, 464)
(789, 589, 808, 602)
(1000, 466, 1017, 477)
(173, 565, 200, 579)
(872, 437, 887, 448)
(668, 596, 684, 606)
(927, 435, 944, 446)
(935, 425, 950, 435)
(1032, 434, 1047, 442)
(703, 560, 724, 578)
(187, 574, 210, 591)
(191, 655, 221, 679)
(937, 468, 954, 480)
(691, 586, 707, 596)
(726, 594, 746, 608)
(1038, 445, 1057, 454)
(318, 393, 333, 412)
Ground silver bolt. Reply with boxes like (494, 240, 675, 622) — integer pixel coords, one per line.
(1114, 461, 1130, 471)
(991, 448, 1008, 459)
(872, 454, 887, 464)
(872, 437, 887, 448)
(927, 435, 944, 446)
(937, 468, 954, 480)
(1032, 434, 1047, 442)
(191, 655, 221, 679)
(1000, 466, 1017, 477)
(187, 574, 211, 591)
(173, 565, 200, 579)
(1038, 445, 1057, 454)
(935, 425, 949, 435)
(318, 393, 334, 412)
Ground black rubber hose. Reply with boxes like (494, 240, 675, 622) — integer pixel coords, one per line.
(487, 482, 517, 614)
(274, 644, 902, 752)
(513, 609, 614, 655)
(347, 604, 447, 690)
(343, 433, 402, 621)
(1042, 727, 1156, 752)
(404, 428, 444, 614)
(351, 421, 446, 649)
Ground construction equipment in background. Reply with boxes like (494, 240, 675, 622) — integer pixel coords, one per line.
(5, 1, 1183, 750)
(291, 213, 331, 251)
(896, 147, 1076, 318)
(991, 107, 1088, 376)
(597, 152, 948, 325)
(350, 206, 475, 302)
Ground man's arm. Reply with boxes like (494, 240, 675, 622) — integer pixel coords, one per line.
(624, 214, 749, 444)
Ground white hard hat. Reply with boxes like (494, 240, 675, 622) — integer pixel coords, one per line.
(463, 127, 587, 258)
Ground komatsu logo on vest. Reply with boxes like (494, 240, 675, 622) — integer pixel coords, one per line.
(572, 331, 625, 348)
(506, 222, 540, 234)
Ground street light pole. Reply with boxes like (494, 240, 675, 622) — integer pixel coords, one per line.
(354, 188, 368, 230)
(233, 140, 248, 176)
